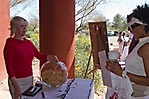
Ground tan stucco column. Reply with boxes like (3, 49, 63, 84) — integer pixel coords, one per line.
(39, 0, 75, 78)
(0, 0, 10, 81)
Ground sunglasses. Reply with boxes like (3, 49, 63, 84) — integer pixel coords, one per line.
(130, 23, 141, 30)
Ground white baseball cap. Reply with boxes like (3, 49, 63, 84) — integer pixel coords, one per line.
(125, 17, 145, 27)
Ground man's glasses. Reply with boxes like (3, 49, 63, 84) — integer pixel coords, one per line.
(130, 23, 141, 30)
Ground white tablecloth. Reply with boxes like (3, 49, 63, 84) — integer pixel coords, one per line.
(22, 78, 95, 99)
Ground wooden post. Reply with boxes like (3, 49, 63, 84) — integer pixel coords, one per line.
(39, 0, 75, 78)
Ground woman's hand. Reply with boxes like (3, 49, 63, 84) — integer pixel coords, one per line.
(47, 55, 59, 63)
(10, 77, 22, 99)
(14, 85, 22, 99)
(105, 59, 123, 77)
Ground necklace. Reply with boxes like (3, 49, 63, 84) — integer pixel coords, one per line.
(13, 37, 24, 41)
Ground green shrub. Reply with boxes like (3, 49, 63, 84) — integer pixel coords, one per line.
(29, 33, 39, 49)
(75, 33, 105, 91)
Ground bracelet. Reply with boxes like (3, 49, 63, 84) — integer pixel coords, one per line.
(122, 70, 127, 78)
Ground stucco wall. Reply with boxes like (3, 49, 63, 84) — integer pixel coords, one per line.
(0, 0, 10, 81)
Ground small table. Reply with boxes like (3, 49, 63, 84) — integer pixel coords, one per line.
(22, 78, 95, 99)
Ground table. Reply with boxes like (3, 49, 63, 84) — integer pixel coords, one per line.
(22, 78, 95, 99)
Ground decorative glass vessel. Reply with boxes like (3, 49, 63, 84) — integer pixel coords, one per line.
(40, 61, 68, 87)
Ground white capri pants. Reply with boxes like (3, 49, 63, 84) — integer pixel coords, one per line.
(8, 76, 33, 99)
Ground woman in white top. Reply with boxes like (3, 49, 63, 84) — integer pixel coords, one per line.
(117, 31, 126, 55)
(106, 3, 149, 98)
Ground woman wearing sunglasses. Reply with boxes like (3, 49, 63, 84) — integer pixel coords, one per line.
(106, 3, 149, 98)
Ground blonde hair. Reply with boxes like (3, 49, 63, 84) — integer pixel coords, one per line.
(10, 16, 28, 37)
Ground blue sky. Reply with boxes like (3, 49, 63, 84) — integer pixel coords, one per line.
(11, 0, 149, 22)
